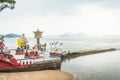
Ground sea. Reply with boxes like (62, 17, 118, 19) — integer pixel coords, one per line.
(4, 37, 120, 80)
(4, 37, 120, 51)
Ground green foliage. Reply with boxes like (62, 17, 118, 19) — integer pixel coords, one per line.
(0, 0, 15, 3)
(0, 0, 16, 11)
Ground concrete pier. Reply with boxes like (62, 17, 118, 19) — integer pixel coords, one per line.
(61, 48, 116, 60)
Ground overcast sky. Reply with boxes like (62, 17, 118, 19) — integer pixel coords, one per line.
(0, 0, 120, 37)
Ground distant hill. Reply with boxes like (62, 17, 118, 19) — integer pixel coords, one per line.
(5, 33, 21, 38)
(45, 32, 89, 38)
(57, 32, 88, 38)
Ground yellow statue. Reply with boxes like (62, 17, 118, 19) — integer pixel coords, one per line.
(17, 34, 27, 48)
(17, 37, 23, 48)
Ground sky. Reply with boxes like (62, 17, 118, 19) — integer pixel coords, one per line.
(0, 0, 120, 37)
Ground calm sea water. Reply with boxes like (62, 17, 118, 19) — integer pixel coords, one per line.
(4, 37, 120, 80)
(61, 51, 120, 80)
(4, 37, 120, 51)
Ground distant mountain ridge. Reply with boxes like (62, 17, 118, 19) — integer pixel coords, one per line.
(5, 33, 21, 38)
(45, 32, 89, 38)
(58, 33, 88, 38)
(1, 33, 120, 38)
(0, 33, 21, 38)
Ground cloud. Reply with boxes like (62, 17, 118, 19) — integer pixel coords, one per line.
(0, 0, 120, 37)
(1, 0, 120, 17)
(2, 3, 120, 36)
(13, 0, 120, 16)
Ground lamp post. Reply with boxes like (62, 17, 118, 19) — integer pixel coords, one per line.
(33, 29, 43, 50)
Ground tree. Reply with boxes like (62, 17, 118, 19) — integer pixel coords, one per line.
(0, 0, 16, 11)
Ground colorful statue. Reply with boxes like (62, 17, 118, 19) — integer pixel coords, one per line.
(17, 34, 28, 49)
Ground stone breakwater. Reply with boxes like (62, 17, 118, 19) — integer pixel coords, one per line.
(61, 48, 116, 60)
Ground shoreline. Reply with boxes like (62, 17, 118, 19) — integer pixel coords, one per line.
(0, 70, 73, 80)
(0, 48, 116, 80)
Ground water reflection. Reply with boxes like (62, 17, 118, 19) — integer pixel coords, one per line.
(61, 51, 120, 80)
